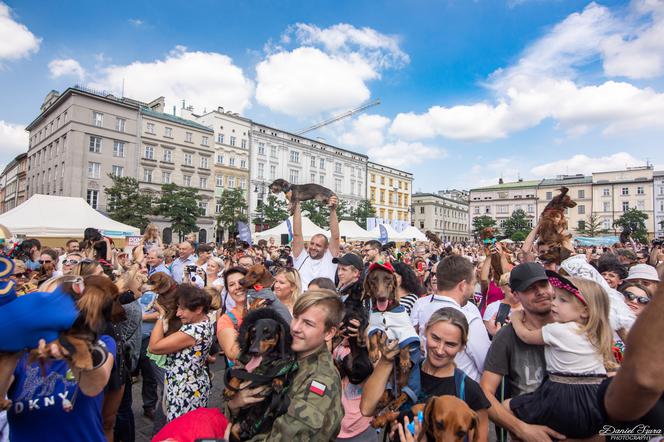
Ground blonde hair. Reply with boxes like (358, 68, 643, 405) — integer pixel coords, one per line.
(425, 307, 469, 346)
(568, 277, 615, 367)
(275, 267, 302, 303)
(498, 272, 511, 287)
(294, 289, 344, 331)
(143, 223, 160, 241)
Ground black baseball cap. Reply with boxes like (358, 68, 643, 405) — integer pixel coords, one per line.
(509, 262, 548, 292)
(333, 253, 363, 272)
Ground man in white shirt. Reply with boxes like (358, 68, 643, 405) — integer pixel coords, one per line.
(410, 255, 491, 381)
(292, 196, 340, 288)
(170, 241, 197, 284)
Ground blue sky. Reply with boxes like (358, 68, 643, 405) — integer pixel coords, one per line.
(2, 0, 663, 192)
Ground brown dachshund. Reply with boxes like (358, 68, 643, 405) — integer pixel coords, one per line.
(421, 395, 480, 442)
(538, 187, 577, 264)
(269, 178, 336, 214)
(146, 272, 181, 336)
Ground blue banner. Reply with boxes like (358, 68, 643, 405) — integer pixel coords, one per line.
(237, 221, 253, 245)
(285, 218, 293, 242)
(379, 224, 388, 245)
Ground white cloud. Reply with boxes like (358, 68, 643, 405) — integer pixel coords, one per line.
(389, 2, 664, 142)
(367, 140, 445, 168)
(0, 120, 28, 156)
(338, 114, 390, 148)
(128, 18, 144, 27)
(0, 2, 40, 61)
(89, 46, 253, 114)
(48, 58, 86, 80)
(256, 23, 408, 117)
(531, 152, 644, 176)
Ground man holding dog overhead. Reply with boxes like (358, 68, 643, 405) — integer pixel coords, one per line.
(223, 290, 344, 441)
(292, 196, 340, 288)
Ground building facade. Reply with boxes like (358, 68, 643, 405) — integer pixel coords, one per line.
(592, 167, 655, 236)
(249, 123, 368, 228)
(654, 171, 664, 239)
(412, 192, 470, 242)
(537, 175, 593, 234)
(0, 153, 28, 213)
(367, 162, 413, 223)
(469, 179, 541, 235)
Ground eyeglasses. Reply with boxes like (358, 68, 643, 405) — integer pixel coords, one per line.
(622, 291, 650, 305)
(63, 259, 80, 265)
(13, 272, 27, 278)
(38, 260, 53, 264)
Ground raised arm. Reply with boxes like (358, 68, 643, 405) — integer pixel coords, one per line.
(328, 195, 340, 257)
(509, 311, 545, 345)
(480, 254, 491, 295)
(521, 221, 540, 256)
(360, 338, 399, 416)
(292, 200, 304, 258)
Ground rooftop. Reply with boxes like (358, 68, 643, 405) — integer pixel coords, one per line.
(470, 179, 542, 192)
(141, 107, 213, 133)
(540, 175, 592, 186)
(412, 192, 469, 205)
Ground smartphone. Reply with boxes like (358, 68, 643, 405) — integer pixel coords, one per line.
(495, 303, 511, 326)
(417, 261, 424, 272)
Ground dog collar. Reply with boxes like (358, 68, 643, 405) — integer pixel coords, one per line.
(253, 284, 264, 291)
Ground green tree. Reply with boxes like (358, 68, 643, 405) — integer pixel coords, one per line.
(472, 215, 496, 237)
(253, 194, 288, 228)
(502, 209, 533, 241)
(103, 175, 154, 231)
(155, 183, 202, 241)
(577, 214, 609, 237)
(614, 208, 649, 243)
(350, 200, 376, 229)
(335, 199, 351, 219)
(300, 200, 330, 228)
(217, 188, 248, 235)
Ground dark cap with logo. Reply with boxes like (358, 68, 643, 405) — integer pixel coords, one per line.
(509, 262, 548, 292)
(332, 253, 364, 272)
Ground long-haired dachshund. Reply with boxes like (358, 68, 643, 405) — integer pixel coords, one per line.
(335, 281, 373, 385)
(269, 178, 336, 215)
(240, 264, 292, 323)
(223, 308, 297, 442)
(538, 187, 577, 264)
(420, 395, 480, 442)
(145, 272, 181, 335)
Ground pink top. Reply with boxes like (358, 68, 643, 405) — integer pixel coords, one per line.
(333, 345, 373, 438)
(482, 281, 504, 316)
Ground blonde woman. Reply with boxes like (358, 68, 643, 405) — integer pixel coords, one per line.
(273, 268, 302, 316)
(141, 223, 163, 253)
(205, 257, 224, 292)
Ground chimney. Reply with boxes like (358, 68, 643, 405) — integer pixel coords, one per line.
(498, 178, 504, 184)
(518, 178, 523, 182)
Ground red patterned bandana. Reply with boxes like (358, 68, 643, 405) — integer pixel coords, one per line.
(548, 276, 586, 305)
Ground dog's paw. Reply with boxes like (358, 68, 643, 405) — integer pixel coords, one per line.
(371, 411, 400, 428)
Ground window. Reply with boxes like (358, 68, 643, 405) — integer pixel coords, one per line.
(202, 136, 209, 146)
(637, 186, 645, 195)
(146, 122, 155, 134)
(93, 112, 103, 127)
(371, 174, 375, 183)
(185, 132, 193, 142)
(88, 162, 100, 179)
(603, 187, 610, 196)
(258, 163, 265, 179)
(420, 207, 425, 214)
(240, 159, 247, 169)
(89, 136, 101, 153)
(216, 201, 222, 214)
(270, 165, 276, 180)
(86, 190, 99, 209)
(144, 145, 154, 160)
(578, 189, 585, 199)
(603, 218, 611, 230)
(546, 191, 552, 200)
(497, 205, 509, 214)
(200, 157, 209, 168)
(335, 178, 342, 193)
(637, 200, 645, 210)
(116, 118, 125, 132)
(111, 165, 124, 177)
(311, 156, 316, 167)
(240, 178, 246, 189)
(229, 157, 236, 167)
(228, 176, 235, 188)
(184, 153, 193, 166)
(622, 201, 629, 212)
(217, 134, 224, 144)
(319, 175, 324, 185)
(216, 154, 224, 165)
(485, 206, 491, 214)
(113, 141, 125, 157)
(380, 176, 385, 185)
(578, 204, 585, 215)
(621, 187, 629, 196)
(474, 206, 480, 214)
(198, 201, 207, 216)
(162, 171, 171, 184)
(527, 204, 534, 213)
(271, 145, 277, 157)
(290, 150, 300, 163)
(311, 172, 316, 182)
(603, 201, 611, 212)
(216, 176, 224, 187)
(290, 169, 299, 184)
(143, 169, 153, 183)
(183, 175, 192, 186)
(230, 136, 236, 146)
(200, 177, 208, 189)
(165, 127, 173, 137)
(389, 178, 393, 187)
(380, 190, 385, 203)
(163, 150, 172, 162)
(335, 162, 342, 173)
(320, 158, 325, 169)
(258, 142, 265, 155)
(241, 139, 247, 149)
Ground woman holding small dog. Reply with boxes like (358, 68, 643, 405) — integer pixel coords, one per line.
(361, 307, 490, 441)
(216, 266, 248, 363)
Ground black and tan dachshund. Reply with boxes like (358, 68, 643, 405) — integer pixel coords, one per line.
(269, 178, 336, 214)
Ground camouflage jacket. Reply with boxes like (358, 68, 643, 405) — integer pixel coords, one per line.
(232, 345, 343, 441)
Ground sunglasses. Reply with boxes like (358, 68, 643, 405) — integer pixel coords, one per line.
(623, 292, 650, 305)
(38, 260, 53, 264)
(13, 272, 27, 278)
(63, 259, 80, 265)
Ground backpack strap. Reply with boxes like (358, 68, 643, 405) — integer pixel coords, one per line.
(226, 310, 239, 330)
(454, 368, 466, 401)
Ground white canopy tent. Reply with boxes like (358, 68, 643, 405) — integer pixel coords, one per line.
(0, 194, 140, 238)
(254, 216, 329, 241)
(367, 224, 412, 242)
(339, 220, 374, 241)
(399, 226, 428, 241)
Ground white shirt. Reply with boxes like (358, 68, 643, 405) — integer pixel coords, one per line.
(410, 294, 491, 382)
(541, 321, 606, 375)
(293, 249, 337, 289)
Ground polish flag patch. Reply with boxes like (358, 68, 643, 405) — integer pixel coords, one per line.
(309, 380, 327, 396)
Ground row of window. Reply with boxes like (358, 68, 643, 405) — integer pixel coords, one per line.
(88, 189, 210, 215)
(145, 122, 211, 147)
(31, 110, 69, 147)
(215, 133, 247, 149)
(369, 173, 410, 190)
(256, 143, 361, 176)
(29, 134, 67, 170)
(92, 112, 127, 132)
(474, 204, 537, 215)
(370, 189, 410, 206)
(418, 205, 467, 219)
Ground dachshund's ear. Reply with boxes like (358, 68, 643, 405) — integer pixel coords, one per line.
(279, 323, 287, 358)
(418, 397, 436, 442)
(469, 410, 480, 442)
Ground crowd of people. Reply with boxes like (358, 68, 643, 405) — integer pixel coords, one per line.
(0, 195, 663, 442)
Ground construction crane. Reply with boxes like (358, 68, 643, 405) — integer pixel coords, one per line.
(295, 98, 381, 135)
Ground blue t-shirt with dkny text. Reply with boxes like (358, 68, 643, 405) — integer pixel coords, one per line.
(8, 335, 116, 442)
